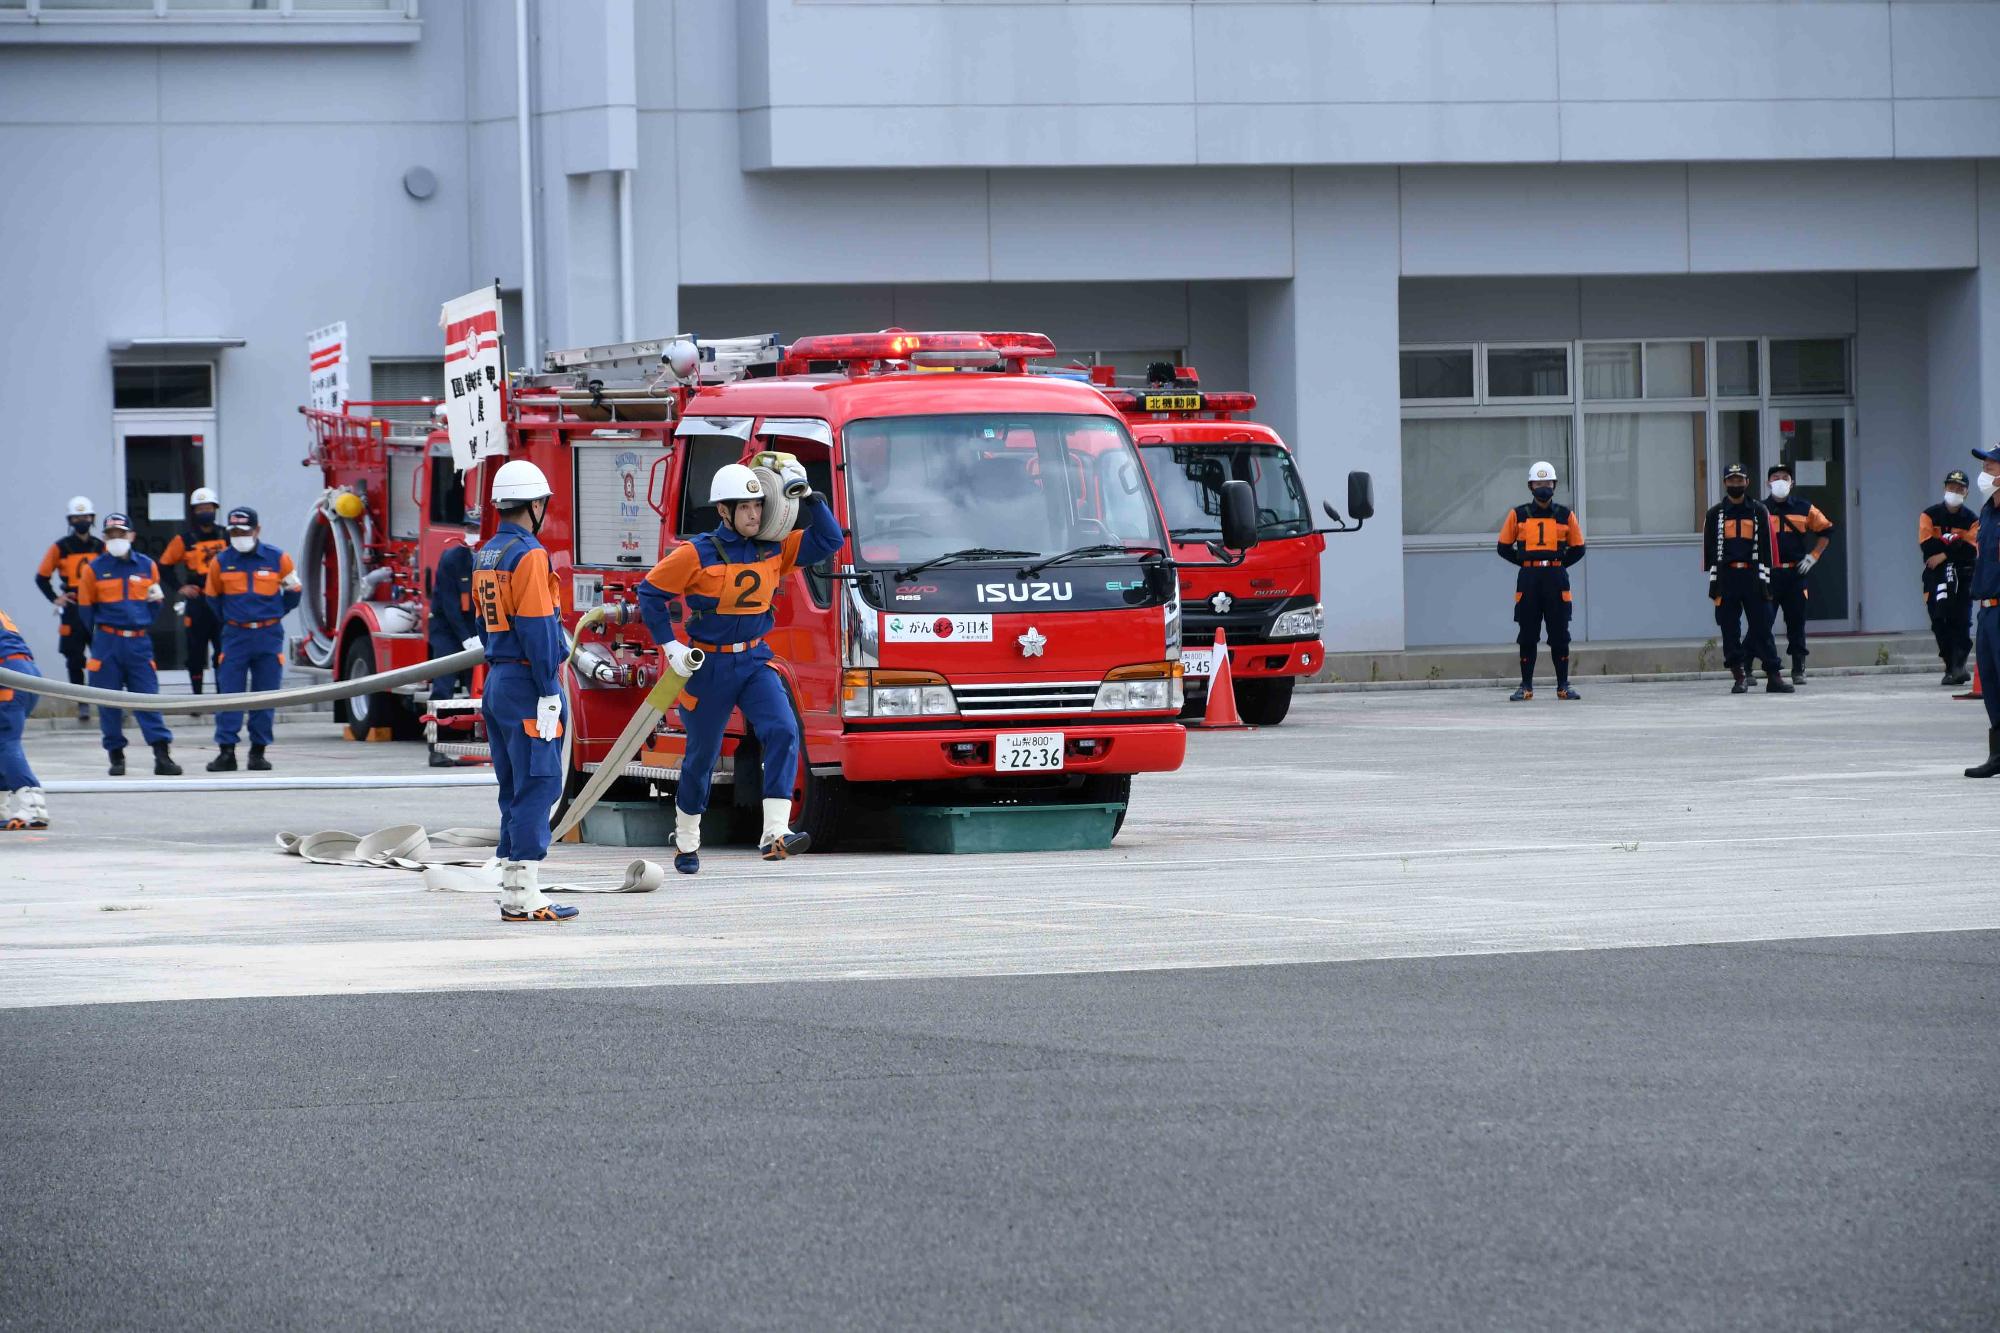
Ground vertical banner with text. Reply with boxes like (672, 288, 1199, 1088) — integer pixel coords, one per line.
(440, 286, 505, 471)
(307, 322, 348, 414)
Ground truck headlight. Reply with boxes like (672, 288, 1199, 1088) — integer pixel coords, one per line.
(843, 669, 956, 718)
(1093, 662, 1184, 712)
(1269, 604, 1323, 640)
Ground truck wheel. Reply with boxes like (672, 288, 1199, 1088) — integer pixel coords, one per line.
(1079, 772, 1132, 839)
(341, 638, 408, 741)
(1234, 677, 1295, 726)
(794, 767, 850, 853)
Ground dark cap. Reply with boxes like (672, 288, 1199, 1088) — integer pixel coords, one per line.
(1767, 463, 1792, 479)
(1972, 444, 2000, 464)
(1723, 463, 1748, 480)
(226, 506, 259, 529)
(1946, 469, 1970, 487)
(102, 512, 134, 532)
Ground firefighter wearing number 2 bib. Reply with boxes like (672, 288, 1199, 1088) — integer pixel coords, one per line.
(638, 457, 844, 874)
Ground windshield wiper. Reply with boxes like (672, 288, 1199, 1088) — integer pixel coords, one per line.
(1170, 526, 1222, 538)
(892, 547, 1037, 581)
(1018, 543, 1164, 577)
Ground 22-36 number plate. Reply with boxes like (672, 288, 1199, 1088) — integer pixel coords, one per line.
(995, 732, 1065, 772)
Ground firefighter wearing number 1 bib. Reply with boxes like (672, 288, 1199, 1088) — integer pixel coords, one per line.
(638, 456, 844, 874)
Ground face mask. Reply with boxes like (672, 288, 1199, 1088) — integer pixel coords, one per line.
(104, 538, 132, 559)
(69, 518, 91, 533)
(1529, 484, 1555, 503)
(1769, 479, 1792, 500)
(193, 509, 218, 527)
(231, 534, 257, 553)
(1979, 473, 1998, 498)
(1945, 490, 1966, 509)
(1725, 484, 1747, 500)
(462, 533, 480, 551)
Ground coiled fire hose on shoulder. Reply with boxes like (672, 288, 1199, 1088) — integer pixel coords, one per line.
(0, 648, 484, 716)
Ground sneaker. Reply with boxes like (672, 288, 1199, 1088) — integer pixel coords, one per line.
(428, 748, 457, 768)
(501, 902, 580, 922)
(1508, 687, 1533, 702)
(674, 850, 700, 875)
(759, 831, 811, 861)
(1555, 685, 1581, 700)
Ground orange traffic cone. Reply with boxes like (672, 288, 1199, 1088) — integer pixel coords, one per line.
(1191, 629, 1252, 730)
(1956, 661, 1982, 701)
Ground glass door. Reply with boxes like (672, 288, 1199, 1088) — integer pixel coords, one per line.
(1766, 408, 1853, 629)
(113, 412, 214, 668)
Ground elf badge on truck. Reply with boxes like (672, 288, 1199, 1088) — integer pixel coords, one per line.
(1101, 363, 1373, 726)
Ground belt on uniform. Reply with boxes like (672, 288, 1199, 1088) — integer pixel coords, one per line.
(228, 618, 282, 630)
(1775, 561, 1798, 569)
(1983, 600, 2000, 609)
(101, 626, 150, 638)
(2, 653, 29, 664)
(692, 637, 762, 656)
(1723, 562, 1757, 570)
(1521, 560, 1561, 568)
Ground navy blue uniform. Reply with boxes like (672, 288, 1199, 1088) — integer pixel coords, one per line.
(471, 522, 568, 863)
(1703, 497, 1781, 675)
(206, 542, 300, 748)
(1972, 496, 2000, 730)
(0, 608, 40, 796)
(77, 550, 172, 753)
(1920, 501, 1978, 671)
(1767, 495, 1834, 664)
(1496, 501, 1585, 689)
(428, 540, 479, 702)
(638, 495, 843, 818)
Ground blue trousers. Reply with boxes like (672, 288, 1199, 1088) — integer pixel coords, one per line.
(0, 658, 40, 790)
(214, 624, 285, 747)
(90, 631, 171, 752)
(674, 652, 798, 817)
(483, 662, 565, 862)
(427, 627, 472, 703)
(1979, 605, 2000, 731)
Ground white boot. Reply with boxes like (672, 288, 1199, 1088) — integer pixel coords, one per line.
(674, 807, 701, 855)
(758, 797, 809, 861)
(21, 788, 46, 830)
(0, 790, 19, 831)
(498, 859, 577, 921)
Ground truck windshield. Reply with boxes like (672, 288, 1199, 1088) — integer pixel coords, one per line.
(1140, 442, 1311, 540)
(845, 413, 1166, 565)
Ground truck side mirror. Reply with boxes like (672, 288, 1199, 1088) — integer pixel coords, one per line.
(1347, 471, 1375, 522)
(1220, 478, 1260, 551)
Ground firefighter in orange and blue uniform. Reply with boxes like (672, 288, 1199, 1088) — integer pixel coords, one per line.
(34, 495, 104, 722)
(205, 506, 300, 772)
(1495, 460, 1585, 702)
(426, 511, 483, 766)
(1763, 463, 1834, 686)
(76, 514, 183, 777)
(159, 487, 228, 694)
(1962, 448, 2000, 779)
(639, 456, 844, 873)
(0, 606, 50, 830)
(1703, 464, 1793, 695)
(1920, 469, 1977, 686)
(469, 460, 578, 922)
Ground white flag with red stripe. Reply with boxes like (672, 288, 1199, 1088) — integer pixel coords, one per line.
(307, 322, 347, 415)
(440, 286, 506, 471)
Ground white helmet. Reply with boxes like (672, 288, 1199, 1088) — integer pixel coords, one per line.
(663, 339, 700, 382)
(709, 463, 764, 504)
(490, 459, 553, 504)
(190, 486, 219, 507)
(66, 495, 95, 518)
(1528, 461, 1558, 483)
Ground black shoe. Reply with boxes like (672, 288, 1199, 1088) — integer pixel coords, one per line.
(428, 748, 456, 768)
(1509, 686, 1533, 702)
(189, 678, 203, 696)
(1765, 669, 1795, 694)
(106, 750, 125, 777)
(247, 745, 272, 772)
(206, 746, 237, 773)
(1967, 728, 2000, 779)
(1555, 685, 1581, 700)
(1943, 669, 1958, 686)
(1791, 659, 1806, 686)
(152, 743, 182, 777)
(1730, 667, 1750, 695)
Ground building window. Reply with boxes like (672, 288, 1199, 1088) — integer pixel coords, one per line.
(1715, 340, 1759, 398)
(1401, 415, 1573, 537)
(1399, 347, 1475, 402)
(1769, 339, 1848, 397)
(1644, 341, 1705, 399)
(1582, 343, 1641, 400)
(1485, 345, 1569, 401)
(2, 0, 420, 44)
(112, 364, 213, 411)
(369, 357, 444, 432)
(1583, 411, 1704, 537)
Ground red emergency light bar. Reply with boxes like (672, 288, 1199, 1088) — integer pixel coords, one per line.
(779, 329, 1058, 375)
(1105, 389, 1258, 417)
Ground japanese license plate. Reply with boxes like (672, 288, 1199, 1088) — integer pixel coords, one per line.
(1182, 648, 1215, 678)
(995, 731, 1065, 772)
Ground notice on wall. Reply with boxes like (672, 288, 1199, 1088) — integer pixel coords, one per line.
(308, 321, 348, 414)
(1793, 460, 1828, 488)
(147, 492, 185, 523)
(440, 286, 505, 471)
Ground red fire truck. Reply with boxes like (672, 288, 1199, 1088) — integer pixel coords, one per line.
(301, 329, 1262, 846)
(1099, 364, 1372, 725)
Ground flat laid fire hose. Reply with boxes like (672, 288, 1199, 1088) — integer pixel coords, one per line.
(0, 647, 485, 716)
(549, 646, 703, 842)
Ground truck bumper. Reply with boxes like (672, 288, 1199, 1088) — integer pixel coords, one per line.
(839, 721, 1187, 783)
(1191, 639, 1323, 687)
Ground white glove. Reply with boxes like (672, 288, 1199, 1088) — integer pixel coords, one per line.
(534, 694, 563, 740)
(461, 635, 483, 654)
(280, 570, 303, 593)
(661, 640, 696, 676)
(146, 583, 165, 603)
(777, 458, 810, 499)
(1797, 553, 1817, 574)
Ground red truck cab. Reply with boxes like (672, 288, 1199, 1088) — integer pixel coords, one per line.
(1105, 369, 1327, 725)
